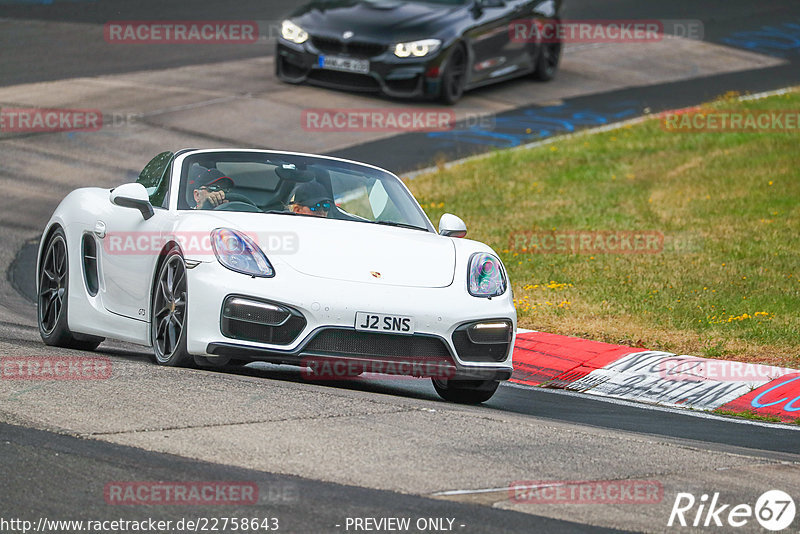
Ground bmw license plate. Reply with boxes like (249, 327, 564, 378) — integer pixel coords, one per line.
(355, 312, 415, 335)
(318, 55, 370, 74)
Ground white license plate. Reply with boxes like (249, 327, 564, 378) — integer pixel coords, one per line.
(319, 55, 370, 74)
(355, 312, 415, 335)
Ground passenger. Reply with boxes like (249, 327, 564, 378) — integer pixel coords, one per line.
(287, 182, 333, 218)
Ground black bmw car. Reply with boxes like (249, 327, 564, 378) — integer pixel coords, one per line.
(275, 0, 563, 104)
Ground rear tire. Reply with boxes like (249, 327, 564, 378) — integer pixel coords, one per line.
(431, 378, 500, 404)
(38, 228, 103, 351)
(151, 248, 192, 367)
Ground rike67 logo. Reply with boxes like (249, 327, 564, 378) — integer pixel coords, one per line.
(668, 490, 796, 531)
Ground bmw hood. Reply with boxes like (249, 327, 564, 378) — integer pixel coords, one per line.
(182, 212, 456, 288)
(289, 0, 465, 41)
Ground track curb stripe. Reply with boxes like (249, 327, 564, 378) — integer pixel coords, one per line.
(512, 331, 800, 422)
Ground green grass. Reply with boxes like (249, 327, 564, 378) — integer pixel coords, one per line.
(408, 90, 800, 366)
(713, 409, 800, 425)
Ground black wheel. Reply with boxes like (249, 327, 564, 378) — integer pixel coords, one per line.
(432, 378, 500, 404)
(151, 248, 191, 366)
(532, 39, 561, 81)
(439, 45, 467, 105)
(38, 228, 103, 350)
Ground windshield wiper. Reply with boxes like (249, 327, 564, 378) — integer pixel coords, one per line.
(371, 220, 428, 232)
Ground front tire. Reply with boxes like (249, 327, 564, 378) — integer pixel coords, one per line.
(439, 45, 467, 105)
(432, 378, 500, 404)
(532, 39, 561, 81)
(38, 228, 103, 351)
(151, 248, 191, 366)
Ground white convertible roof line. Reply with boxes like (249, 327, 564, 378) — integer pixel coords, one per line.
(177, 148, 400, 178)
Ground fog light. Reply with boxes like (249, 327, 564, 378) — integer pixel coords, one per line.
(466, 321, 512, 344)
(223, 297, 291, 326)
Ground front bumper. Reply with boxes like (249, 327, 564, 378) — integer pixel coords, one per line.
(276, 40, 444, 100)
(185, 259, 515, 381)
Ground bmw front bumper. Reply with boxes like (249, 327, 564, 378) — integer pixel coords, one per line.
(275, 39, 445, 100)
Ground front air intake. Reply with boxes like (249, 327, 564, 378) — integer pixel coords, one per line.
(452, 320, 513, 362)
(221, 296, 306, 345)
(304, 328, 452, 360)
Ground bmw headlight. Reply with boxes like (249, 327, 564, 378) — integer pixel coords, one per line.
(281, 20, 309, 44)
(468, 253, 506, 298)
(211, 228, 274, 278)
(394, 39, 441, 58)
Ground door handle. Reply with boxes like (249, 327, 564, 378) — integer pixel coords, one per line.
(94, 220, 107, 238)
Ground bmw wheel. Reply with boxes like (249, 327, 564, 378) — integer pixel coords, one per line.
(439, 44, 467, 105)
(431, 377, 500, 404)
(38, 228, 103, 350)
(151, 248, 191, 366)
(532, 39, 561, 81)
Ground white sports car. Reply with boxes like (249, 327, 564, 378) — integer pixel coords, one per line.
(37, 149, 515, 403)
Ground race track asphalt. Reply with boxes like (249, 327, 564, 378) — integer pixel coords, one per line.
(1, 1, 799, 532)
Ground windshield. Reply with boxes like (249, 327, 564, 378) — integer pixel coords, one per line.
(178, 151, 433, 232)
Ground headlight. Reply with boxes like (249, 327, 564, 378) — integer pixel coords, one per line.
(281, 20, 309, 44)
(211, 228, 274, 278)
(394, 38, 441, 58)
(468, 253, 507, 298)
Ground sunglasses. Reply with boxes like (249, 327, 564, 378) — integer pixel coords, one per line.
(200, 184, 230, 193)
(308, 201, 331, 212)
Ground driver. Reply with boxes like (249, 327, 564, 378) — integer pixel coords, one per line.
(287, 182, 333, 218)
(190, 168, 235, 209)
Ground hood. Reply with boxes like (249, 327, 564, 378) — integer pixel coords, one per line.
(179, 212, 455, 288)
(290, 0, 467, 42)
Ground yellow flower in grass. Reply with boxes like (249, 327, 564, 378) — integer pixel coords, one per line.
(545, 281, 573, 290)
(707, 311, 773, 324)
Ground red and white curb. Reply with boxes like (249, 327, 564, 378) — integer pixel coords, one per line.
(511, 330, 800, 423)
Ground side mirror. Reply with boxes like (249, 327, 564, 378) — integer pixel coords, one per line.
(438, 213, 467, 238)
(110, 183, 154, 220)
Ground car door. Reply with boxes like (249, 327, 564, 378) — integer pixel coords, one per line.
(97, 152, 175, 321)
(466, 0, 528, 85)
